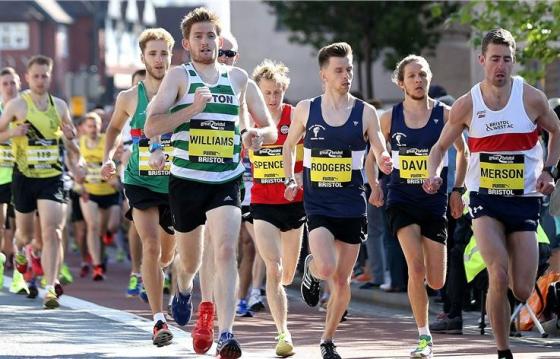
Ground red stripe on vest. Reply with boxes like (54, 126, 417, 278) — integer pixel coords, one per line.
(468, 129, 539, 153)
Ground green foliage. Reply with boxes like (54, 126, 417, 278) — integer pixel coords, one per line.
(453, 0, 560, 83)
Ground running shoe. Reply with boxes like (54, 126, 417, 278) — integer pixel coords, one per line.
(92, 264, 105, 281)
(14, 252, 28, 274)
(139, 283, 149, 303)
(54, 282, 64, 298)
(236, 299, 253, 317)
(27, 278, 38, 299)
(410, 335, 433, 358)
(26, 245, 43, 276)
(0, 252, 5, 288)
(171, 290, 192, 326)
(116, 248, 125, 263)
(43, 287, 59, 309)
(248, 290, 265, 312)
(430, 316, 463, 335)
(163, 274, 171, 294)
(126, 274, 141, 297)
(10, 270, 29, 294)
(152, 320, 173, 347)
(59, 263, 73, 285)
(301, 254, 320, 307)
(215, 331, 241, 359)
(275, 332, 295, 357)
(102, 232, 114, 246)
(320, 341, 341, 359)
(79, 263, 90, 278)
(193, 301, 214, 354)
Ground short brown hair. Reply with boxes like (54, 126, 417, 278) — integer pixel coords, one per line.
(27, 55, 53, 71)
(252, 59, 291, 90)
(481, 28, 516, 55)
(138, 28, 175, 53)
(180, 7, 221, 40)
(391, 54, 432, 85)
(318, 42, 352, 68)
(0, 67, 17, 77)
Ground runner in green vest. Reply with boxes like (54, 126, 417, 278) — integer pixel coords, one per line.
(145, 7, 276, 358)
(101, 28, 176, 348)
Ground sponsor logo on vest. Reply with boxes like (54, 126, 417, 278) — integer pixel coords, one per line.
(318, 149, 344, 158)
(485, 120, 513, 132)
(280, 124, 289, 135)
(392, 132, 407, 146)
(200, 120, 227, 130)
(309, 124, 325, 140)
(434, 118, 439, 124)
(477, 110, 486, 119)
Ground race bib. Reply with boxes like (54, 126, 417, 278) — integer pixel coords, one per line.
(27, 139, 59, 169)
(310, 148, 352, 188)
(399, 147, 428, 184)
(85, 161, 103, 184)
(250, 146, 284, 184)
(0, 143, 13, 168)
(479, 153, 524, 195)
(189, 119, 235, 164)
(139, 133, 173, 176)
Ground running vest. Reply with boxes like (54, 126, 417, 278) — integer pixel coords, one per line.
(387, 102, 448, 216)
(12, 91, 62, 178)
(80, 134, 116, 196)
(170, 63, 243, 183)
(250, 104, 304, 204)
(466, 77, 543, 197)
(0, 103, 13, 185)
(124, 81, 171, 193)
(303, 96, 367, 218)
(241, 148, 252, 205)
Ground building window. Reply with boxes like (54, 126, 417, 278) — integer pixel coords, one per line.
(0, 23, 29, 50)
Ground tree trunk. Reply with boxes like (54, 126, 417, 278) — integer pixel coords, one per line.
(361, 36, 373, 99)
(356, 54, 363, 96)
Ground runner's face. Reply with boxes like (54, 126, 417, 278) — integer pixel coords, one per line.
(321, 56, 353, 93)
(480, 43, 514, 88)
(217, 38, 238, 66)
(84, 118, 100, 138)
(0, 73, 20, 101)
(258, 79, 285, 113)
(186, 22, 220, 65)
(142, 40, 171, 80)
(26, 64, 51, 95)
(400, 61, 431, 101)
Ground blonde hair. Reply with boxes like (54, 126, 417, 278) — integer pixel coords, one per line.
(138, 28, 175, 53)
(180, 7, 221, 40)
(391, 54, 432, 85)
(252, 59, 290, 90)
(84, 111, 102, 125)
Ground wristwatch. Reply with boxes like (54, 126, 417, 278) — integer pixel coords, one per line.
(149, 143, 163, 153)
(284, 177, 296, 187)
(543, 165, 559, 179)
(452, 186, 466, 195)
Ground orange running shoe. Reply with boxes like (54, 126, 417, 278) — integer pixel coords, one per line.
(102, 232, 114, 246)
(26, 245, 44, 277)
(92, 265, 105, 281)
(152, 320, 173, 347)
(192, 301, 215, 354)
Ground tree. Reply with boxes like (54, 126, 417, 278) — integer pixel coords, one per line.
(454, 0, 560, 84)
(265, 1, 456, 99)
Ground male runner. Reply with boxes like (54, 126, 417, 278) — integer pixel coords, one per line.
(145, 7, 276, 358)
(424, 28, 560, 359)
(0, 55, 80, 309)
(250, 59, 305, 357)
(0, 67, 19, 288)
(282, 42, 392, 359)
(368, 55, 467, 358)
(79, 111, 121, 281)
(101, 28, 176, 347)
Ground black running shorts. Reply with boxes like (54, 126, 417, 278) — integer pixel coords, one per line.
(12, 170, 65, 213)
(70, 190, 84, 222)
(0, 182, 11, 204)
(241, 205, 253, 224)
(386, 204, 448, 244)
(469, 192, 541, 234)
(124, 183, 174, 235)
(169, 175, 241, 233)
(307, 215, 367, 245)
(251, 202, 306, 232)
(88, 192, 120, 210)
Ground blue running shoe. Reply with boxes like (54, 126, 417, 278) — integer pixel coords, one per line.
(236, 299, 253, 317)
(171, 291, 192, 326)
(139, 282, 149, 303)
(216, 331, 242, 359)
(27, 278, 38, 299)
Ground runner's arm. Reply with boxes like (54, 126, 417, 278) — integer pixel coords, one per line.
(282, 100, 308, 181)
(104, 90, 132, 164)
(244, 79, 277, 145)
(145, 66, 205, 138)
(364, 104, 392, 175)
(534, 91, 560, 167)
(0, 100, 27, 142)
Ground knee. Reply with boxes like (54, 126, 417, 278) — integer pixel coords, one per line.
(160, 252, 174, 268)
(407, 260, 426, 282)
(314, 261, 336, 279)
(143, 241, 161, 260)
(281, 266, 296, 286)
(266, 260, 283, 282)
(426, 274, 445, 290)
(488, 266, 509, 294)
(215, 242, 236, 263)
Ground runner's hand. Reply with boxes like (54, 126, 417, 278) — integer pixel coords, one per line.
(9, 124, 28, 137)
(242, 128, 264, 151)
(284, 180, 298, 202)
(536, 171, 555, 195)
(369, 183, 384, 207)
(449, 191, 464, 219)
(191, 86, 212, 115)
(62, 123, 76, 140)
(377, 152, 393, 175)
(149, 149, 166, 171)
(294, 172, 304, 188)
(422, 176, 443, 194)
(101, 160, 116, 180)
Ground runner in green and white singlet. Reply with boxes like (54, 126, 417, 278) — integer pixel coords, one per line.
(145, 8, 277, 358)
